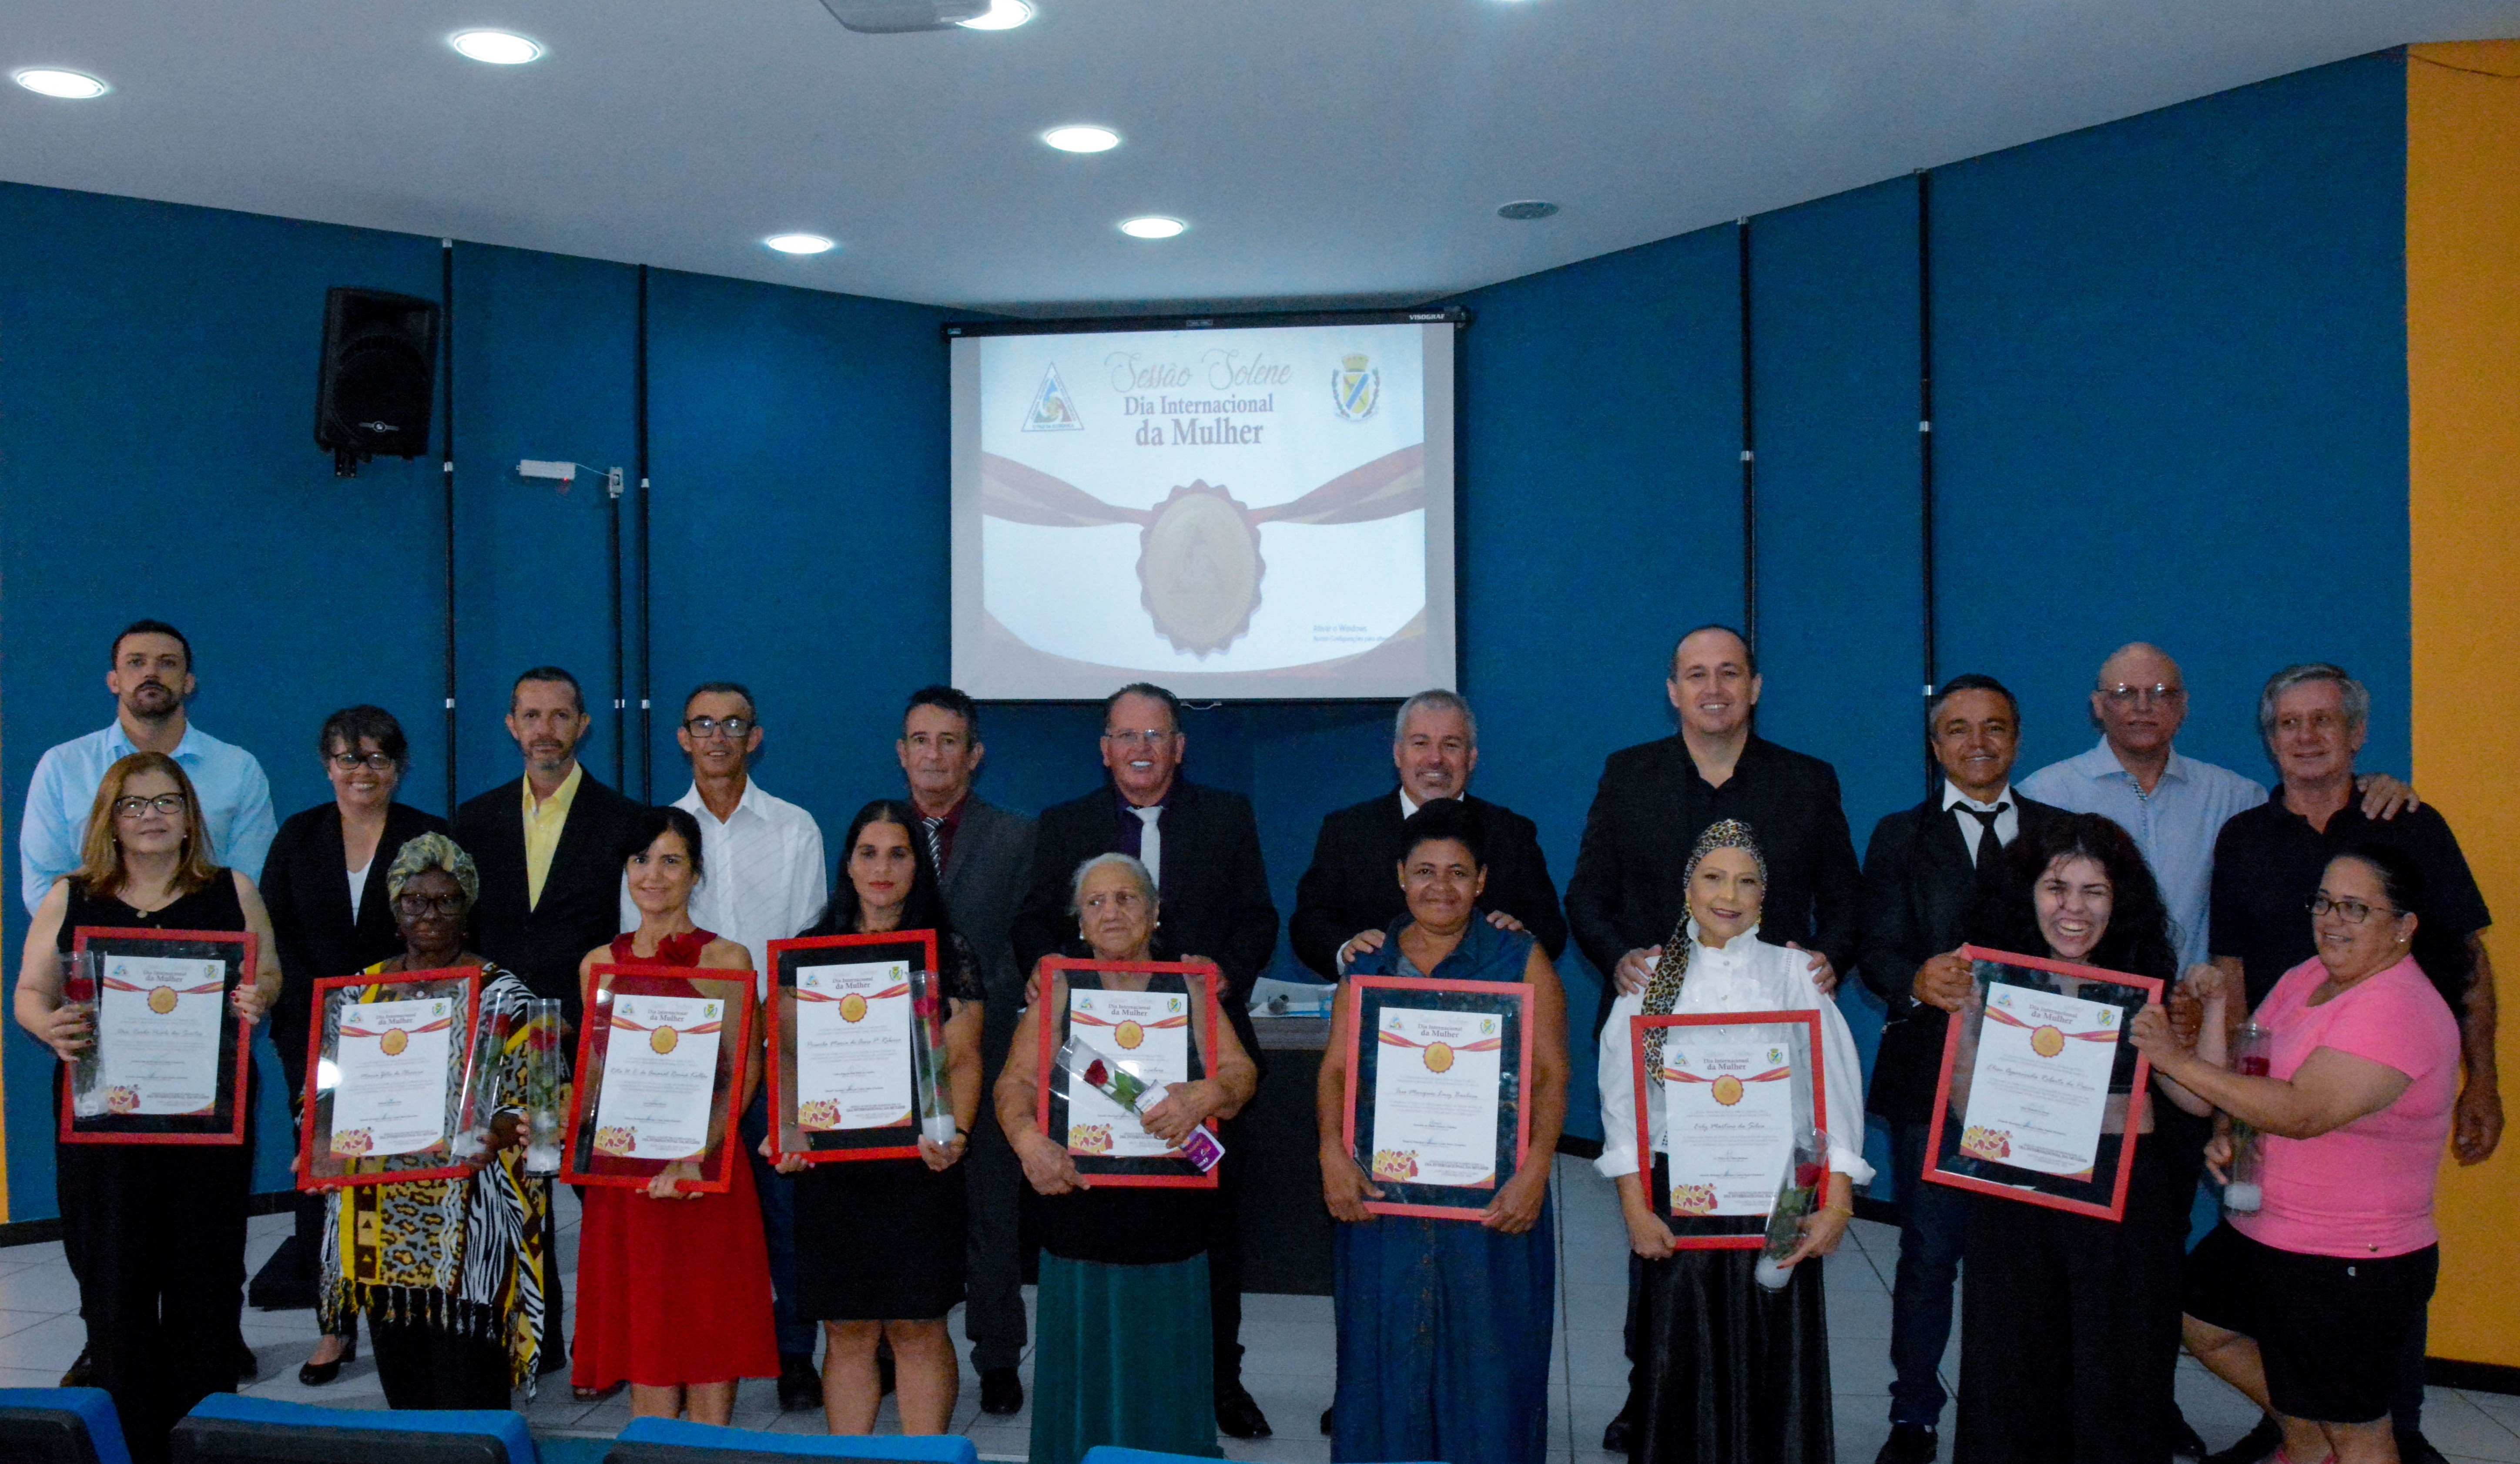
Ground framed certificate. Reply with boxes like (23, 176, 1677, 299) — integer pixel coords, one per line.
(1627, 1010, 1827, 1249)
(1920, 945, 2163, 1221)
(299, 969, 481, 1189)
(765, 931, 941, 1165)
(563, 963, 756, 1193)
(1338, 976, 1534, 1220)
(59, 927, 257, 1145)
(1033, 958, 1221, 1189)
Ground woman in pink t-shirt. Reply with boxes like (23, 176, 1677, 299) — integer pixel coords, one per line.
(2132, 846, 2460, 1464)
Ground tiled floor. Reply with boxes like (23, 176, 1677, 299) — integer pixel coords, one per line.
(2, 1158, 2516, 1462)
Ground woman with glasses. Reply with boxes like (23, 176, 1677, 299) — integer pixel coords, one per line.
(2138, 846, 2462, 1464)
(258, 705, 447, 1383)
(314, 834, 550, 1407)
(13, 753, 279, 1464)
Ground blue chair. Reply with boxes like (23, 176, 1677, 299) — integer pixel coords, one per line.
(170, 1393, 535, 1464)
(605, 1419, 980, 1464)
(0, 1387, 133, 1464)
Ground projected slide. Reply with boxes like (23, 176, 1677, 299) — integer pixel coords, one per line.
(949, 315, 1457, 701)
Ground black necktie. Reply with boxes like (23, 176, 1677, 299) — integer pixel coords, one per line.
(921, 815, 946, 874)
(1963, 804, 2010, 878)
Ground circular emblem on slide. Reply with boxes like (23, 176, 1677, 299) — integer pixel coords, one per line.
(839, 993, 868, 1023)
(2030, 1025, 2066, 1058)
(650, 1025, 680, 1055)
(1137, 482, 1263, 657)
(146, 986, 179, 1015)
(1711, 1074, 1745, 1107)
(1422, 1041, 1455, 1074)
(380, 1028, 409, 1057)
(1115, 1020, 1145, 1050)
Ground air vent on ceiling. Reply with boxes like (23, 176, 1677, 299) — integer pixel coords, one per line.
(819, 0, 990, 32)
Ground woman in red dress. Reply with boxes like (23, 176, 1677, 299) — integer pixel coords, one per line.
(570, 805, 779, 1422)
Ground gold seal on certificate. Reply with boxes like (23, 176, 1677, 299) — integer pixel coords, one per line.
(1137, 482, 1262, 656)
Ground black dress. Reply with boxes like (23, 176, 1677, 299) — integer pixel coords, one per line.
(792, 932, 986, 1321)
(52, 873, 255, 1464)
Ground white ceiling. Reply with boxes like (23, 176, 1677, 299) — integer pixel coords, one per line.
(5, 1, 2516, 315)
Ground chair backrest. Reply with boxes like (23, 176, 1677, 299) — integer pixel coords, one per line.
(0, 1387, 130, 1464)
(171, 1394, 535, 1464)
(606, 1419, 979, 1464)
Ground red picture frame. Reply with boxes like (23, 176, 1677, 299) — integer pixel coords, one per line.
(1627, 1009, 1828, 1250)
(765, 930, 942, 1165)
(298, 967, 483, 1190)
(1918, 945, 2163, 1222)
(59, 927, 257, 1146)
(1338, 975, 1535, 1221)
(563, 963, 756, 1193)
(1032, 957, 1223, 1190)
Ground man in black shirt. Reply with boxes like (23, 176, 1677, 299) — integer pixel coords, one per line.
(2206, 663, 2498, 1464)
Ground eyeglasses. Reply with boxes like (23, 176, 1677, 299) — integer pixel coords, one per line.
(394, 892, 467, 917)
(2308, 894, 2401, 924)
(683, 716, 754, 740)
(1103, 729, 1174, 747)
(2101, 684, 2186, 707)
(112, 794, 187, 817)
(330, 752, 397, 772)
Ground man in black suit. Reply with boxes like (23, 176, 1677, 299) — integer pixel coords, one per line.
(897, 685, 1038, 1417)
(1563, 625, 1862, 1452)
(1290, 688, 1565, 977)
(1010, 682, 1280, 1440)
(1858, 673, 2065, 1464)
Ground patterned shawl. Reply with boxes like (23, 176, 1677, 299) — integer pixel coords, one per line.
(1641, 819, 1770, 1077)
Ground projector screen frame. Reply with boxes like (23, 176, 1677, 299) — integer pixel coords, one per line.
(945, 305, 1468, 705)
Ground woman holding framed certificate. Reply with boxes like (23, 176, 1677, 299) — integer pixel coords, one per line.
(995, 852, 1258, 1464)
(1317, 799, 1568, 1464)
(569, 806, 777, 1422)
(13, 753, 279, 1464)
(776, 799, 985, 1435)
(1592, 819, 1873, 1464)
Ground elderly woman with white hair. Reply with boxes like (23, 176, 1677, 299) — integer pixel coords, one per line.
(315, 831, 549, 1408)
(995, 852, 1259, 1464)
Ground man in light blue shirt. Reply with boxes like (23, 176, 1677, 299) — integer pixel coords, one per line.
(19, 620, 277, 912)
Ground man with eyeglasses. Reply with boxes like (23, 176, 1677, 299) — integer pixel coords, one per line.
(2191, 664, 2495, 1464)
(1010, 681, 1280, 1440)
(20, 619, 276, 913)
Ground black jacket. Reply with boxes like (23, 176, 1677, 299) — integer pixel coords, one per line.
(1564, 735, 1863, 992)
(1857, 789, 2069, 1124)
(261, 800, 449, 1094)
(1288, 791, 1565, 978)
(451, 769, 643, 1024)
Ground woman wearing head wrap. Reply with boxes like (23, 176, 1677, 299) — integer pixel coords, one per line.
(1594, 819, 1874, 1464)
(315, 832, 550, 1407)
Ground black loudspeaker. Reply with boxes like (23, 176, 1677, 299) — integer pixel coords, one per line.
(315, 286, 438, 477)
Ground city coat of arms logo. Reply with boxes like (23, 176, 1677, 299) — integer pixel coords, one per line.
(1331, 353, 1379, 421)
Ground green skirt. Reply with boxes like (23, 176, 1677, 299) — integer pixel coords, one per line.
(1030, 1252, 1220, 1464)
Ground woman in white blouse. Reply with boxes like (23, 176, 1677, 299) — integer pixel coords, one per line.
(1595, 819, 1873, 1464)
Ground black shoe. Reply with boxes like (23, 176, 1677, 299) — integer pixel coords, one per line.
(1874, 1423, 1938, 1464)
(235, 1340, 259, 1383)
(1215, 1382, 1271, 1439)
(1320, 1406, 1335, 1437)
(2202, 1415, 2284, 1464)
(2169, 1404, 2209, 1459)
(2396, 1430, 2453, 1464)
(776, 1353, 823, 1411)
(979, 1367, 1024, 1416)
(60, 1348, 94, 1389)
(297, 1334, 357, 1387)
(1601, 1402, 1635, 1454)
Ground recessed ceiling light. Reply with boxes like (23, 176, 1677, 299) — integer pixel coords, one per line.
(1496, 200, 1559, 220)
(764, 233, 836, 255)
(1043, 125, 1119, 154)
(1119, 217, 1185, 240)
(13, 68, 109, 99)
(450, 30, 543, 65)
(957, 0, 1034, 29)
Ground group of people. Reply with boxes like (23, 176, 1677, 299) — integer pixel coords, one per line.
(8, 618, 2499, 1464)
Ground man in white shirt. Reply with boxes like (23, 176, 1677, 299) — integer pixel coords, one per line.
(625, 681, 827, 1408)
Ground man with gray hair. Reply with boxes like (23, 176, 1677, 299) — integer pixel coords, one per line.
(1290, 688, 1566, 977)
(2199, 662, 2496, 1464)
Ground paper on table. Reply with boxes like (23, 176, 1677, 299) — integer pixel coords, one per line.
(97, 954, 225, 1115)
(1368, 1005, 1504, 1188)
(1957, 984, 2121, 1177)
(1066, 987, 1190, 1158)
(330, 995, 458, 1157)
(1657, 1032, 1796, 1216)
(794, 960, 914, 1131)
(593, 992, 726, 1160)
